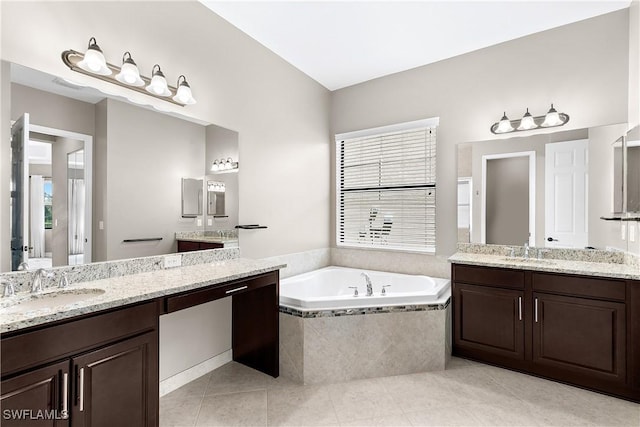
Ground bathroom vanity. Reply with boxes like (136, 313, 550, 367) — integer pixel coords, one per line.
(0, 257, 282, 426)
(450, 252, 640, 402)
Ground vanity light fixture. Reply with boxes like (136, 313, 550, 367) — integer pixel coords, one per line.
(210, 157, 239, 173)
(490, 104, 569, 134)
(114, 52, 144, 87)
(62, 37, 197, 106)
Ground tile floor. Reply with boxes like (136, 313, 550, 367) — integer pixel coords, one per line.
(160, 357, 640, 427)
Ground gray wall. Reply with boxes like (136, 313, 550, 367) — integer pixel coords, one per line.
(0, 61, 10, 271)
(486, 156, 529, 246)
(97, 99, 205, 261)
(331, 10, 630, 269)
(1, 1, 331, 262)
(205, 125, 239, 231)
(630, 1, 639, 128)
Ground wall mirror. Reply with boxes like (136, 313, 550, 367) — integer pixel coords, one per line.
(3, 62, 239, 272)
(457, 125, 626, 250)
(626, 125, 640, 213)
(613, 135, 625, 213)
(181, 178, 203, 218)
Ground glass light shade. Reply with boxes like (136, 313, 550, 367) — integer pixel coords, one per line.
(541, 104, 562, 127)
(115, 54, 144, 87)
(173, 76, 196, 105)
(146, 65, 171, 97)
(495, 113, 514, 133)
(517, 109, 537, 131)
(77, 39, 111, 76)
(211, 161, 220, 172)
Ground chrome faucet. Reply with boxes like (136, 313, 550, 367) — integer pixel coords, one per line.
(17, 261, 29, 271)
(1, 280, 15, 297)
(523, 242, 530, 259)
(58, 272, 69, 289)
(361, 273, 373, 296)
(31, 269, 50, 293)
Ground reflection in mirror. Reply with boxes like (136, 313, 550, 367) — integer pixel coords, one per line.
(207, 181, 226, 216)
(181, 178, 203, 218)
(627, 126, 640, 213)
(457, 127, 597, 249)
(613, 136, 625, 213)
(3, 62, 240, 272)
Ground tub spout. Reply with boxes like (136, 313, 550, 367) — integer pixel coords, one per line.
(361, 273, 373, 296)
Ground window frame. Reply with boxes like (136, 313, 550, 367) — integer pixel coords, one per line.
(335, 118, 439, 254)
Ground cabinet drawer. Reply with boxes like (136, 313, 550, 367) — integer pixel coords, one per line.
(165, 272, 277, 313)
(1, 302, 158, 377)
(453, 264, 524, 289)
(532, 272, 625, 301)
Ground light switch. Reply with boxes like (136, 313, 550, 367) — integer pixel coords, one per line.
(197, 218, 202, 227)
(630, 223, 636, 242)
(207, 218, 213, 226)
(621, 223, 627, 240)
(99, 221, 104, 230)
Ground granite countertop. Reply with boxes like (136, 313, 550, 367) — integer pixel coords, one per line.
(176, 236, 239, 244)
(0, 258, 285, 334)
(449, 252, 640, 281)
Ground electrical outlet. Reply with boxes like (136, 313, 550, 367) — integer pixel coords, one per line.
(197, 218, 202, 227)
(99, 221, 104, 230)
(621, 223, 627, 241)
(163, 254, 182, 269)
(207, 218, 213, 226)
(630, 223, 636, 242)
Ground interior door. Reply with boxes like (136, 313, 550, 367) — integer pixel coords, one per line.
(544, 139, 588, 248)
(10, 113, 30, 271)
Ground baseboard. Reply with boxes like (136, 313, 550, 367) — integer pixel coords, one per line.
(159, 349, 233, 397)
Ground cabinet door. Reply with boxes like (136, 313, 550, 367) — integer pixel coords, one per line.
(176, 240, 199, 252)
(532, 293, 626, 385)
(71, 332, 157, 427)
(0, 360, 70, 426)
(453, 283, 525, 361)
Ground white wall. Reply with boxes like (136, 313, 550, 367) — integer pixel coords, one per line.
(331, 10, 630, 267)
(0, 1, 331, 262)
(0, 61, 11, 271)
(630, 0, 639, 128)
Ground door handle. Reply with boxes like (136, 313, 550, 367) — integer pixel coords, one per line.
(61, 372, 69, 419)
(534, 298, 539, 323)
(547, 237, 558, 242)
(518, 297, 522, 321)
(225, 285, 248, 294)
(79, 367, 85, 412)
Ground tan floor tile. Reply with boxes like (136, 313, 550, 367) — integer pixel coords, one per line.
(196, 390, 267, 426)
(405, 406, 484, 426)
(159, 396, 202, 427)
(162, 373, 211, 401)
(467, 401, 540, 426)
(327, 377, 403, 423)
(339, 413, 413, 426)
(380, 372, 452, 413)
(267, 383, 339, 426)
(206, 362, 270, 396)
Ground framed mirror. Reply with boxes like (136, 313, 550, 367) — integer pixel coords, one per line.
(626, 126, 640, 213)
(181, 178, 203, 218)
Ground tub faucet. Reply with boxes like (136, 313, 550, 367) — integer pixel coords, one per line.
(31, 268, 51, 293)
(523, 242, 530, 259)
(361, 273, 373, 296)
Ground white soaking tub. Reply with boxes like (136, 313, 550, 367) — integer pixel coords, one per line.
(280, 266, 450, 311)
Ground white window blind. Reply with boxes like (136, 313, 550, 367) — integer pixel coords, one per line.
(337, 123, 437, 252)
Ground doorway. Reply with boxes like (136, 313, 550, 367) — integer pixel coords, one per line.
(481, 151, 536, 246)
(10, 114, 93, 270)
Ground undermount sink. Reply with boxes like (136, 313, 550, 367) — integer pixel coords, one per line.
(0, 288, 106, 314)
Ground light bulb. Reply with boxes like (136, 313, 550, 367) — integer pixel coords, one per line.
(77, 37, 111, 76)
(145, 65, 171, 97)
(541, 104, 562, 127)
(495, 112, 514, 133)
(517, 108, 537, 131)
(115, 52, 145, 87)
(173, 75, 196, 105)
(211, 160, 219, 172)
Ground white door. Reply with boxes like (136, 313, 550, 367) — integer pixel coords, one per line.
(545, 139, 588, 248)
(10, 113, 30, 270)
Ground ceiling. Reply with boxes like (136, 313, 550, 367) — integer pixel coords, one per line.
(201, 1, 630, 91)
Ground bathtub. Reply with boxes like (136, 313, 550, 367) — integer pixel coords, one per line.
(280, 266, 450, 311)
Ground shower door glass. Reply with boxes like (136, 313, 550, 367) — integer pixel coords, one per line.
(67, 149, 85, 265)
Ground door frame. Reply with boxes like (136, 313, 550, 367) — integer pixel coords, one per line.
(29, 124, 93, 265)
(481, 151, 536, 246)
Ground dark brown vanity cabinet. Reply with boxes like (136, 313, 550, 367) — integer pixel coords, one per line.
(1, 302, 159, 426)
(177, 240, 223, 252)
(452, 263, 638, 402)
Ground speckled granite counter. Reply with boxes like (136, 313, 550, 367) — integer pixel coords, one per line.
(449, 252, 640, 280)
(176, 236, 239, 245)
(1, 258, 285, 333)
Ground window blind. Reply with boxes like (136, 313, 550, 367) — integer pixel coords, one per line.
(337, 125, 437, 252)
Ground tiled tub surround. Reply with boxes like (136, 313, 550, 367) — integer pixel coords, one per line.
(453, 243, 640, 279)
(0, 249, 285, 333)
(278, 267, 451, 384)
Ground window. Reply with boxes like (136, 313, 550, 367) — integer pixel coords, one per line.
(336, 118, 438, 253)
(44, 179, 53, 229)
